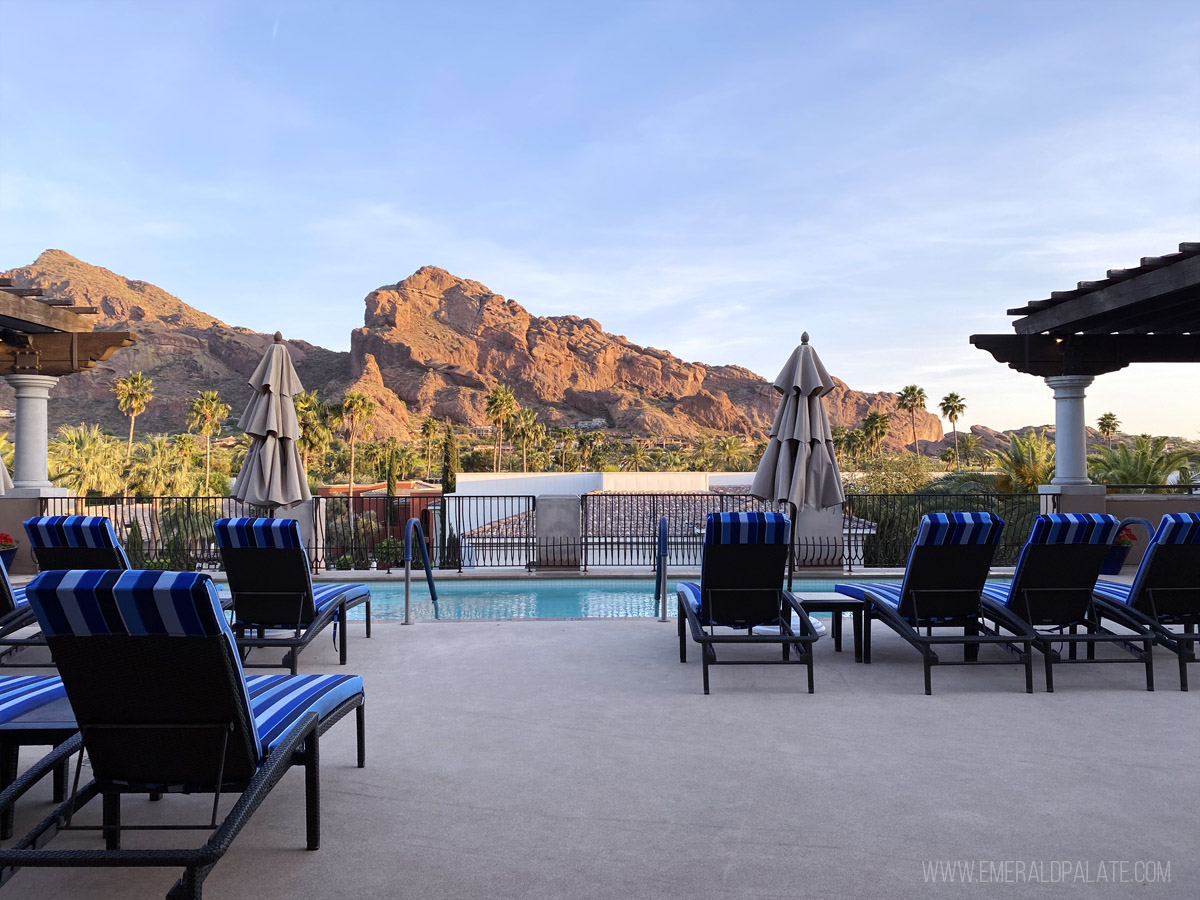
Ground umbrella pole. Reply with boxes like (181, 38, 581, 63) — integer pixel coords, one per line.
(786, 501, 796, 591)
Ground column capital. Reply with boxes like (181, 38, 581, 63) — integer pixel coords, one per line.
(4, 373, 60, 392)
(1044, 374, 1094, 399)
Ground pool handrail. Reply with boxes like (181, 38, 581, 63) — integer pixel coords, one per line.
(655, 516, 669, 622)
(404, 517, 439, 623)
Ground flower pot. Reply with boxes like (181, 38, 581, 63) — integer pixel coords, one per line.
(0, 547, 16, 571)
(1099, 544, 1131, 575)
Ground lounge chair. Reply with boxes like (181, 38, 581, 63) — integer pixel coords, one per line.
(23, 515, 132, 570)
(1093, 513, 1200, 691)
(214, 517, 371, 674)
(0, 674, 74, 840)
(979, 513, 1155, 692)
(0, 557, 41, 666)
(835, 512, 1035, 694)
(0, 569, 366, 900)
(676, 511, 819, 694)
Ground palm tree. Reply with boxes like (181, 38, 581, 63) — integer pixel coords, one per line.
(48, 424, 126, 511)
(295, 390, 334, 477)
(689, 435, 713, 471)
(440, 420, 460, 494)
(577, 431, 603, 472)
(620, 440, 649, 472)
(420, 416, 440, 479)
(714, 435, 749, 471)
(510, 408, 540, 473)
(862, 411, 889, 456)
(113, 372, 154, 460)
(1087, 435, 1194, 486)
(1097, 412, 1121, 448)
(186, 390, 230, 494)
(989, 430, 1055, 493)
(484, 384, 517, 472)
(896, 385, 927, 457)
(556, 428, 581, 472)
(938, 392, 966, 469)
(958, 433, 981, 468)
(338, 391, 377, 504)
(840, 429, 865, 468)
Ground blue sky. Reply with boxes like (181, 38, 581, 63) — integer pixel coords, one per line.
(2, 0, 1198, 437)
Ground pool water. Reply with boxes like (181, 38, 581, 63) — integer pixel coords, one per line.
(342, 577, 883, 621)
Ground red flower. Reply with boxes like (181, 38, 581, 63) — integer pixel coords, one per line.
(1115, 527, 1137, 547)
(0, 533, 15, 550)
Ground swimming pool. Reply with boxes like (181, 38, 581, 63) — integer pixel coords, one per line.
(341, 577, 890, 621)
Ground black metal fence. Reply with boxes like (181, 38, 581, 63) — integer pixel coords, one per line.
(36, 489, 1058, 573)
(841, 491, 1053, 567)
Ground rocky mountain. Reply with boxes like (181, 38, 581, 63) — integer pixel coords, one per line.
(1, 252, 943, 451)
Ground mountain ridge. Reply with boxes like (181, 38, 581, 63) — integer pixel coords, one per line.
(1, 251, 950, 452)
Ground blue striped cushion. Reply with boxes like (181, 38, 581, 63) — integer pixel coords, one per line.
(1093, 580, 1134, 605)
(834, 581, 903, 610)
(980, 579, 1017, 608)
(312, 582, 369, 615)
(1152, 512, 1200, 545)
(0, 675, 66, 721)
(25, 570, 230, 638)
(23, 515, 131, 567)
(913, 512, 1003, 547)
(214, 518, 304, 550)
(246, 673, 364, 754)
(677, 582, 701, 613)
(1026, 513, 1121, 545)
(704, 512, 791, 546)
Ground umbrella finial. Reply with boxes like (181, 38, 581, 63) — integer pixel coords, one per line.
(801, 331, 809, 344)
(274, 331, 284, 343)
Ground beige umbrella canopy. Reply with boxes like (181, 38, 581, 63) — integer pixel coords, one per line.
(750, 332, 845, 512)
(232, 333, 311, 510)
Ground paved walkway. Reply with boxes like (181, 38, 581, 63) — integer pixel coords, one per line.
(5, 617, 1196, 899)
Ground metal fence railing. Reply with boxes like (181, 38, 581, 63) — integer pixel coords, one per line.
(581, 492, 774, 569)
(841, 492, 1054, 568)
(34, 489, 1064, 573)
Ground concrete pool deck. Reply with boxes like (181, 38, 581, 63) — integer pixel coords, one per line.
(4, 614, 1195, 899)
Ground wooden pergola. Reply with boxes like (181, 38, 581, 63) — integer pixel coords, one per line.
(0, 278, 135, 493)
(970, 241, 1200, 487)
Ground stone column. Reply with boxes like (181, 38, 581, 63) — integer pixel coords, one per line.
(6, 374, 60, 491)
(1045, 374, 1094, 486)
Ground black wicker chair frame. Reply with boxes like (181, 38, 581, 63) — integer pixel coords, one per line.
(0, 571, 43, 668)
(860, 542, 1037, 695)
(1094, 540, 1200, 691)
(678, 541, 819, 695)
(0, 624, 366, 899)
(981, 543, 1155, 692)
(220, 545, 371, 674)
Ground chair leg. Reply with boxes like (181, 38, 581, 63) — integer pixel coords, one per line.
(853, 610, 863, 663)
(1180, 643, 1190, 692)
(807, 653, 814, 694)
(103, 790, 121, 850)
(923, 649, 933, 696)
(339, 604, 348, 665)
(356, 703, 366, 768)
(365, 597, 372, 638)
(1144, 639, 1155, 691)
(305, 731, 321, 851)
(1043, 644, 1055, 693)
(862, 611, 872, 664)
(1024, 641, 1034, 694)
(677, 601, 687, 663)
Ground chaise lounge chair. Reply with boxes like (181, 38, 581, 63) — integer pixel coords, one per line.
(0, 557, 41, 666)
(23, 515, 132, 570)
(676, 511, 819, 694)
(0, 569, 366, 900)
(835, 512, 1035, 694)
(214, 517, 371, 674)
(0, 674, 74, 840)
(979, 513, 1155, 692)
(1093, 512, 1200, 691)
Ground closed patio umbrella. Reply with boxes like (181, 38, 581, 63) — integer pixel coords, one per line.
(750, 332, 844, 512)
(232, 332, 311, 510)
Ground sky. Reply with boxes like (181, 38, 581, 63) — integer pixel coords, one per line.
(1, 0, 1198, 438)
